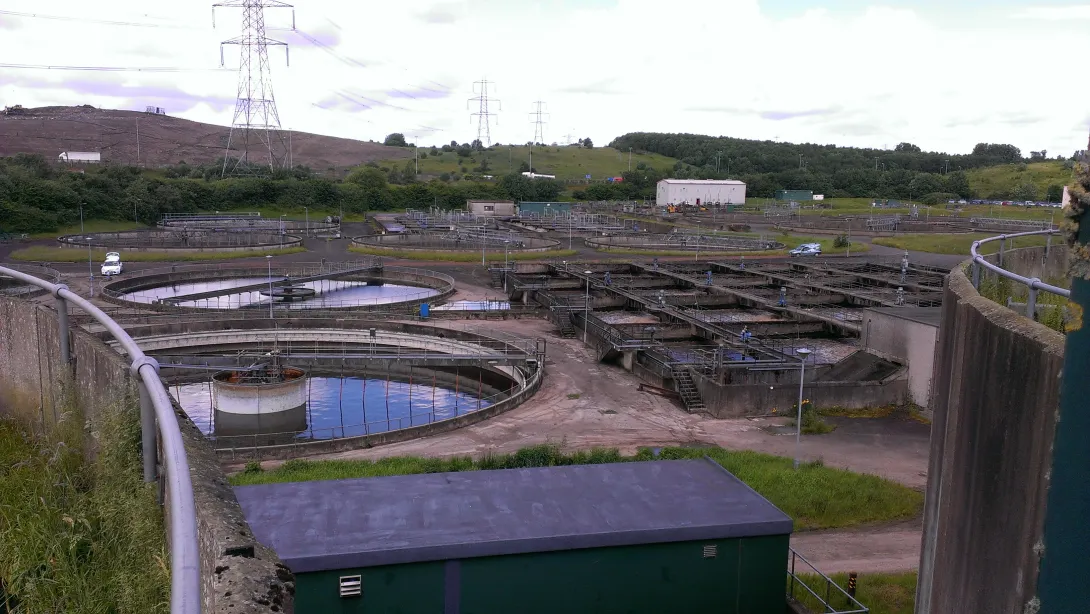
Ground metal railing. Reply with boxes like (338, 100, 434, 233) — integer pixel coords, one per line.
(970, 230, 1069, 318)
(0, 265, 200, 614)
(787, 548, 869, 613)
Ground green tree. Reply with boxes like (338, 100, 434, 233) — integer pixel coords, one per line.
(1046, 184, 1064, 203)
(895, 142, 922, 153)
(583, 137, 594, 149)
(383, 133, 408, 147)
(346, 166, 388, 190)
(1015, 182, 1038, 202)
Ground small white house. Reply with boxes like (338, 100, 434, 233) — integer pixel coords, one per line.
(467, 200, 516, 216)
(1063, 185, 1071, 209)
(58, 152, 101, 164)
(656, 179, 746, 206)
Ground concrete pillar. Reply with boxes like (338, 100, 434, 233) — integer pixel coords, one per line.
(1037, 167, 1090, 611)
(622, 350, 635, 372)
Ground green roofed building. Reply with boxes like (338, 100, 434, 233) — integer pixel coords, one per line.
(518, 201, 572, 216)
(235, 459, 794, 614)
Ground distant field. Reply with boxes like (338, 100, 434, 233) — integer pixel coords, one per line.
(966, 161, 1073, 200)
(30, 220, 148, 240)
(374, 145, 680, 181)
(796, 199, 1059, 221)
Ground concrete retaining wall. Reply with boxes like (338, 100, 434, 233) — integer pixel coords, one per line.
(916, 265, 1064, 614)
(693, 370, 908, 419)
(0, 296, 292, 613)
(861, 308, 939, 408)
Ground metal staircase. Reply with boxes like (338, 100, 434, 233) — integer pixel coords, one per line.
(489, 267, 505, 288)
(671, 365, 706, 413)
(553, 307, 577, 338)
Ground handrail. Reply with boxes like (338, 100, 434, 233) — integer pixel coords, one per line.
(969, 230, 1068, 319)
(0, 265, 200, 614)
(786, 547, 869, 613)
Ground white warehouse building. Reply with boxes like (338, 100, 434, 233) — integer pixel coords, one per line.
(656, 179, 746, 206)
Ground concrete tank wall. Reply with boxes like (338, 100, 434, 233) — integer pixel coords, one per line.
(213, 376, 308, 416)
(916, 265, 1064, 614)
(0, 296, 292, 613)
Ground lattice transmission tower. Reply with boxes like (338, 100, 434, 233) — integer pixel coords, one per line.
(213, 0, 295, 176)
(468, 79, 500, 147)
(529, 100, 549, 145)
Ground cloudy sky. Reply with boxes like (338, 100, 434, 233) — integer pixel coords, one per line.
(1, 0, 1088, 156)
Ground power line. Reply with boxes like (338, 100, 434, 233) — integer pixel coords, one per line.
(468, 79, 499, 147)
(213, 0, 295, 175)
(0, 9, 201, 29)
(0, 63, 226, 72)
(529, 100, 549, 145)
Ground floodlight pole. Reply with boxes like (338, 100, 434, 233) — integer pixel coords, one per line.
(793, 348, 812, 470)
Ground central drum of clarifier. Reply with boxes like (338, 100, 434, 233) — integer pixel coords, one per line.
(211, 365, 309, 436)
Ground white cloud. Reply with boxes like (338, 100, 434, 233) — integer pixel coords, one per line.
(1012, 5, 1090, 20)
(0, 0, 1087, 157)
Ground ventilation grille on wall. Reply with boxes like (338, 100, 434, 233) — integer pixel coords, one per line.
(339, 575, 362, 598)
(703, 544, 718, 559)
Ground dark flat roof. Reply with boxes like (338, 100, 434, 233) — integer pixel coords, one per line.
(234, 459, 793, 573)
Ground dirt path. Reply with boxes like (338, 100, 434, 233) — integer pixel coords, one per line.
(790, 520, 923, 574)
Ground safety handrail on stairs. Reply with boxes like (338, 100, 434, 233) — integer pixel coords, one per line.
(0, 265, 200, 614)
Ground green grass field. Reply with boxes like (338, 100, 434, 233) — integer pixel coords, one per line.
(375, 145, 679, 181)
(0, 416, 168, 613)
(232, 445, 922, 531)
(795, 198, 1059, 221)
(966, 161, 1073, 200)
(10, 246, 306, 262)
(792, 572, 916, 614)
(873, 233, 1048, 256)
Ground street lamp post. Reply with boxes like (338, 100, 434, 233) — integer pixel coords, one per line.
(304, 207, 309, 238)
(793, 347, 812, 470)
(583, 270, 593, 343)
(266, 255, 274, 320)
(79, 202, 85, 233)
(86, 236, 94, 297)
(503, 240, 510, 293)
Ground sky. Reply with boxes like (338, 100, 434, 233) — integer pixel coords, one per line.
(1, 0, 1088, 157)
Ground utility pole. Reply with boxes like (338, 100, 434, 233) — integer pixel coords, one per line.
(528, 101, 549, 176)
(213, 0, 295, 176)
(628, 147, 632, 171)
(136, 117, 141, 166)
(799, 154, 803, 170)
(468, 79, 500, 147)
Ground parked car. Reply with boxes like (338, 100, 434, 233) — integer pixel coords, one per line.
(100, 252, 123, 277)
(790, 243, 822, 257)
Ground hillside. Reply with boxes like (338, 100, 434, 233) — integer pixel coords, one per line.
(0, 105, 409, 172)
(374, 145, 681, 182)
(965, 161, 1073, 201)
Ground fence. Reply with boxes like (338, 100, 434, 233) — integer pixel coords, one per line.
(969, 230, 1068, 319)
(0, 265, 200, 614)
(787, 548, 869, 613)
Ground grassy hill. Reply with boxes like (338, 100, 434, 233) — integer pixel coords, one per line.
(0, 106, 409, 173)
(375, 145, 680, 182)
(965, 161, 1073, 201)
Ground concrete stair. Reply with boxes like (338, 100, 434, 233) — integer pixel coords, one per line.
(553, 307, 577, 338)
(671, 366, 706, 413)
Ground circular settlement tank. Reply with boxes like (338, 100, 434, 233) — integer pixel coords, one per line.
(212, 366, 308, 435)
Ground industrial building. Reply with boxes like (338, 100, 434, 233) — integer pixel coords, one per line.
(518, 201, 572, 216)
(656, 179, 746, 207)
(236, 459, 793, 613)
(466, 200, 516, 216)
(58, 151, 101, 164)
(775, 189, 813, 201)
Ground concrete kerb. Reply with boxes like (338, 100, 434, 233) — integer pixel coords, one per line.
(584, 234, 785, 253)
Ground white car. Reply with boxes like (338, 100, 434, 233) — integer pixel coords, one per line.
(100, 252, 123, 277)
(790, 243, 822, 257)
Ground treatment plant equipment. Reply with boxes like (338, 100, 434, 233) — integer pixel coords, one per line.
(58, 228, 304, 254)
(160, 211, 342, 238)
(100, 259, 455, 313)
(500, 255, 948, 418)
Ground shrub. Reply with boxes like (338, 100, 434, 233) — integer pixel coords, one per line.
(833, 234, 851, 248)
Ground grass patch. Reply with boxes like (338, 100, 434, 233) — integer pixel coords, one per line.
(224, 207, 368, 223)
(0, 413, 168, 613)
(348, 245, 578, 262)
(231, 444, 922, 531)
(965, 160, 1073, 201)
(873, 233, 1048, 256)
(978, 271, 1070, 333)
(819, 405, 896, 419)
(792, 571, 917, 614)
(566, 393, 581, 400)
(10, 245, 306, 262)
(590, 236, 870, 258)
(786, 401, 836, 434)
(29, 220, 149, 239)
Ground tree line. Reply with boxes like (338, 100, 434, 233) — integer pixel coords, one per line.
(0, 154, 564, 234)
(600, 132, 1072, 202)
